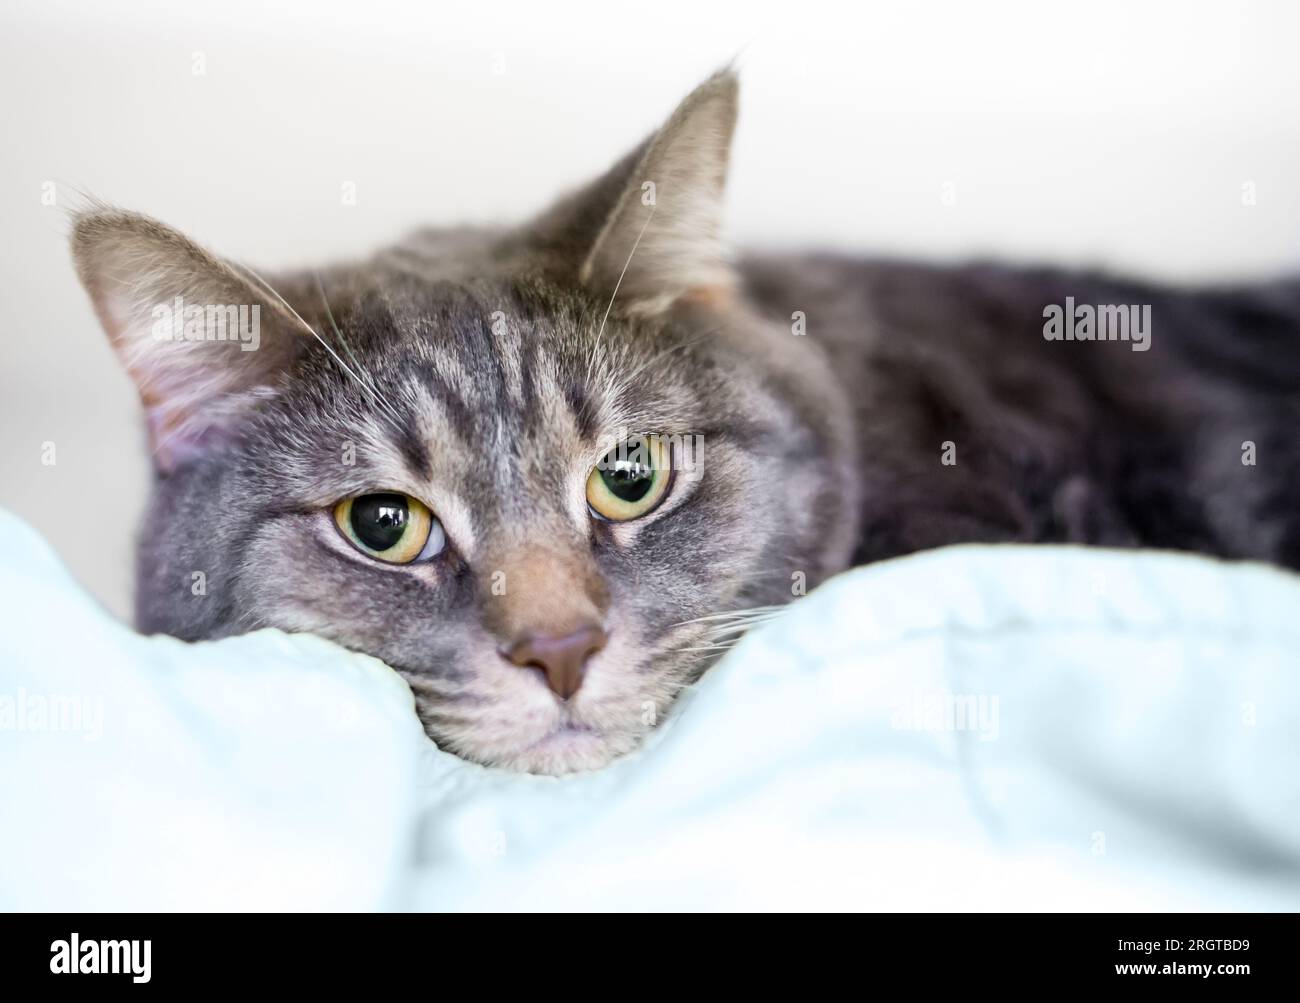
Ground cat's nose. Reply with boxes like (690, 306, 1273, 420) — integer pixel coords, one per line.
(504, 624, 607, 700)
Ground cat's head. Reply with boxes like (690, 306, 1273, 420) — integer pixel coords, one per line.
(71, 71, 858, 774)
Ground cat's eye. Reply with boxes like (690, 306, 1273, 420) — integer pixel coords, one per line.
(586, 435, 673, 522)
(333, 492, 446, 564)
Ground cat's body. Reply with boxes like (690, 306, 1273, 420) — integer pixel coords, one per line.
(72, 72, 1300, 774)
(742, 254, 1300, 566)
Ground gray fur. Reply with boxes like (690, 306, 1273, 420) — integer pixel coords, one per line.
(71, 71, 1300, 774)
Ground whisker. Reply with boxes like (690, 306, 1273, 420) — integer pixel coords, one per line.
(697, 622, 785, 642)
(662, 601, 794, 664)
(231, 606, 264, 631)
(312, 270, 407, 431)
(669, 605, 789, 629)
(588, 202, 656, 377)
(233, 261, 400, 424)
(707, 614, 788, 632)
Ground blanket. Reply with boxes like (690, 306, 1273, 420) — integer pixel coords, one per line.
(2, 508, 1298, 910)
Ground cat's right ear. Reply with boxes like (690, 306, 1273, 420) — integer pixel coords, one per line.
(71, 208, 308, 470)
(523, 70, 740, 316)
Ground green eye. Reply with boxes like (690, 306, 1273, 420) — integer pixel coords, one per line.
(586, 436, 672, 522)
(333, 492, 445, 564)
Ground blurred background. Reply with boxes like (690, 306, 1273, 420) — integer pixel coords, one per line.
(2, 0, 1299, 620)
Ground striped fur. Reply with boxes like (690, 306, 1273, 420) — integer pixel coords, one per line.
(71, 71, 1300, 773)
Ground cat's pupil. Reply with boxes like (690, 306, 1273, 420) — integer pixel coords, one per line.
(601, 462, 654, 503)
(351, 493, 409, 551)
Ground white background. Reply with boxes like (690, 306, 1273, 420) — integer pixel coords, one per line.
(2, 0, 1298, 618)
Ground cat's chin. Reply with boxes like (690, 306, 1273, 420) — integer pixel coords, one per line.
(501, 724, 622, 776)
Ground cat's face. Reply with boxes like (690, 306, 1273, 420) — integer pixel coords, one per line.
(72, 72, 858, 773)
(185, 281, 850, 773)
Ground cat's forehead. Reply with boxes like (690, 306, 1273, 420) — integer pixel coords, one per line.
(351, 279, 701, 431)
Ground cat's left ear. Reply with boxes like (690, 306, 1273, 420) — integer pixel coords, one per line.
(579, 70, 739, 314)
(70, 208, 311, 469)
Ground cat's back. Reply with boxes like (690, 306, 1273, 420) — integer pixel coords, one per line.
(739, 251, 1300, 565)
(740, 251, 1300, 395)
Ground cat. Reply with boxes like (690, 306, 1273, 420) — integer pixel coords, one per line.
(71, 70, 1300, 775)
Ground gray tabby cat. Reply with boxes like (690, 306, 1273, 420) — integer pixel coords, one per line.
(72, 71, 1300, 774)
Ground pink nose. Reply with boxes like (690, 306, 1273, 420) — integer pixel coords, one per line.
(504, 625, 607, 700)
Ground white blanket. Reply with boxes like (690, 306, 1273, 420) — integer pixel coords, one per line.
(2, 507, 1299, 911)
